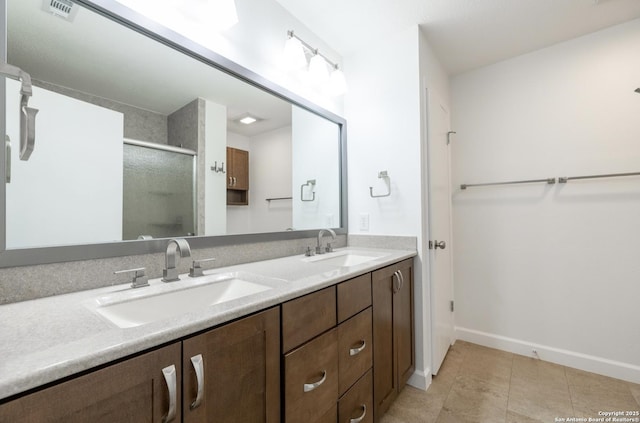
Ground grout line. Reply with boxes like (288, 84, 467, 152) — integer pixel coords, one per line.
(504, 353, 515, 423)
(564, 366, 577, 418)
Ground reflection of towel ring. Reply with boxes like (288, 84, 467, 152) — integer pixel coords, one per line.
(370, 171, 391, 198)
(300, 179, 316, 202)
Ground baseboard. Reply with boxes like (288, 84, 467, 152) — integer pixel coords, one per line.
(407, 367, 432, 391)
(456, 327, 640, 384)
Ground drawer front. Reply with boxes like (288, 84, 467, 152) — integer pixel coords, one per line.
(338, 370, 373, 423)
(284, 328, 338, 423)
(282, 286, 337, 352)
(337, 273, 372, 323)
(338, 307, 373, 395)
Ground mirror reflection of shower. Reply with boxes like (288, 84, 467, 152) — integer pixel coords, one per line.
(123, 140, 196, 240)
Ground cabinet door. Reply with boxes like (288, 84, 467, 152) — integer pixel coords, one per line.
(226, 147, 249, 190)
(372, 259, 414, 421)
(0, 343, 182, 423)
(394, 259, 415, 389)
(183, 307, 280, 423)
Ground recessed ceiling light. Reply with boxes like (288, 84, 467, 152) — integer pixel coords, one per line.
(239, 116, 258, 125)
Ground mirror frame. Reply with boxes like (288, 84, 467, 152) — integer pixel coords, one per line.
(0, 0, 348, 268)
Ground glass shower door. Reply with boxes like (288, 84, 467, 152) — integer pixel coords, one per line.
(123, 142, 196, 240)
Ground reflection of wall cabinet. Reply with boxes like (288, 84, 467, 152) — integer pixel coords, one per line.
(372, 259, 415, 422)
(282, 274, 374, 423)
(226, 147, 249, 205)
(0, 308, 279, 423)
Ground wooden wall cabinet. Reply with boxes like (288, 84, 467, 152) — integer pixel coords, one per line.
(226, 147, 249, 205)
(372, 258, 415, 422)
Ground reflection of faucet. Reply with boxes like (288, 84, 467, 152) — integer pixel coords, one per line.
(0, 63, 38, 160)
(316, 228, 336, 255)
(162, 238, 192, 282)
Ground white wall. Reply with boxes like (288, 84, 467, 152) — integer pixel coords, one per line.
(227, 127, 293, 234)
(6, 81, 123, 248)
(204, 100, 227, 235)
(451, 19, 640, 383)
(345, 25, 448, 389)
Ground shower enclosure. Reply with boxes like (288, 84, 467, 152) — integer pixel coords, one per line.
(123, 139, 196, 240)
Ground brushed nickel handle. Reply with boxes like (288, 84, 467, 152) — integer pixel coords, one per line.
(303, 370, 327, 393)
(350, 404, 367, 423)
(229, 176, 232, 186)
(398, 270, 405, 291)
(349, 340, 366, 356)
(5, 135, 10, 183)
(190, 354, 205, 410)
(392, 271, 400, 294)
(232, 176, 237, 186)
(161, 365, 177, 423)
(434, 240, 446, 250)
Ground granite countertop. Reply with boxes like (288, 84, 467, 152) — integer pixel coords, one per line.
(0, 246, 416, 401)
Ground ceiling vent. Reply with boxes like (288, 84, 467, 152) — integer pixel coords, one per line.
(42, 0, 79, 22)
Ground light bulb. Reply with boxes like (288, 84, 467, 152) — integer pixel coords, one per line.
(328, 67, 347, 96)
(283, 36, 307, 70)
(308, 54, 329, 86)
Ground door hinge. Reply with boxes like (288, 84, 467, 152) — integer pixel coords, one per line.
(450, 300, 454, 312)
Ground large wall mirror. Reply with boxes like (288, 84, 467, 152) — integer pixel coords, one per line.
(0, 0, 347, 266)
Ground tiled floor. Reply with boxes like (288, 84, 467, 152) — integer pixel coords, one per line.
(381, 341, 640, 423)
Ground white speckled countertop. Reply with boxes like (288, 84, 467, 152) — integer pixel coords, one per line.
(0, 247, 415, 401)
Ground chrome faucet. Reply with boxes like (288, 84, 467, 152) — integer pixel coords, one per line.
(162, 238, 192, 282)
(316, 228, 336, 254)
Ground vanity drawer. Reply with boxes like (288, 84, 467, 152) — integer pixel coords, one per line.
(338, 307, 373, 395)
(282, 286, 336, 352)
(337, 274, 372, 323)
(338, 369, 373, 423)
(284, 328, 338, 423)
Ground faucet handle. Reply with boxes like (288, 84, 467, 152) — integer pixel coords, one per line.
(325, 243, 334, 253)
(305, 246, 315, 257)
(189, 258, 216, 278)
(114, 267, 149, 289)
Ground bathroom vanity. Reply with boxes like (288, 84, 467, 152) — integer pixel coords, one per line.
(0, 249, 415, 423)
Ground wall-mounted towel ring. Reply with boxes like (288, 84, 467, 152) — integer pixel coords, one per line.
(370, 171, 391, 198)
(0, 63, 38, 161)
(300, 179, 316, 202)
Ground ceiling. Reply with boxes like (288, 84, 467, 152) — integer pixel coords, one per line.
(9, 0, 291, 137)
(273, 0, 640, 75)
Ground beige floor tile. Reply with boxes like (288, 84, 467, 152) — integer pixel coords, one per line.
(459, 346, 514, 391)
(441, 374, 509, 423)
(566, 367, 639, 418)
(507, 376, 574, 422)
(381, 385, 443, 423)
(511, 355, 567, 385)
(628, 382, 640, 407)
(506, 409, 549, 423)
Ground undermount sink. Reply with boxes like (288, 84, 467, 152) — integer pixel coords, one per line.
(88, 272, 280, 328)
(302, 250, 387, 267)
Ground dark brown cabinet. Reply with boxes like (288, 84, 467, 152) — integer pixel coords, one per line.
(372, 259, 415, 422)
(226, 147, 249, 205)
(183, 307, 280, 423)
(0, 343, 182, 423)
(0, 308, 279, 423)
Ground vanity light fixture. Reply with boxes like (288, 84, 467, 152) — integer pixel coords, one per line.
(283, 30, 348, 96)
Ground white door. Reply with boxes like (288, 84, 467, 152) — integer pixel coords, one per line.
(426, 89, 455, 374)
